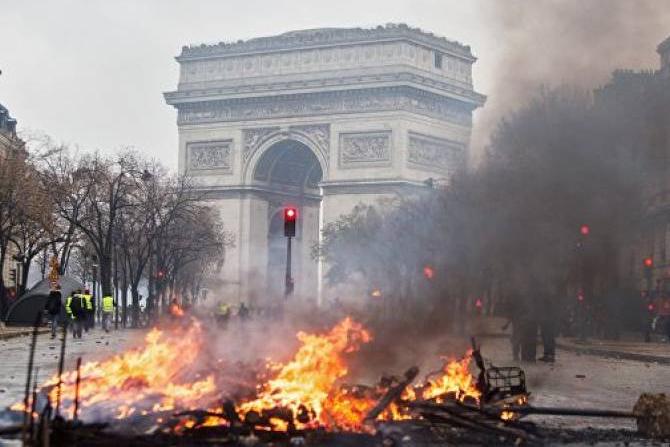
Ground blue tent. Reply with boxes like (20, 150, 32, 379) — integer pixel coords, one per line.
(4, 276, 84, 326)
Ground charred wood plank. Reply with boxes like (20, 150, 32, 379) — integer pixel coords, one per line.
(364, 366, 419, 422)
(408, 401, 537, 442)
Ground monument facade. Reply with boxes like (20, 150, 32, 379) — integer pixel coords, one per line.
(164, 24, 485, 304)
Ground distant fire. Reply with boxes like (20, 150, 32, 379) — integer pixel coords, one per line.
(13, 316, 484, 431)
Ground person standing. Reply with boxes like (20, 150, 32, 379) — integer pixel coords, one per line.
(501, 297, 522, 361)
(45, 285, 62, 338)
(539, 295, 557, 363)
(101, 295, 115, 332)
(238, 302, 250, 321)
(68, 289, 87, 339)
(82, 289, 94, 332)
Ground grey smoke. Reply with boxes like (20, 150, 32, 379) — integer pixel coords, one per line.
(472, 0, 670, 158)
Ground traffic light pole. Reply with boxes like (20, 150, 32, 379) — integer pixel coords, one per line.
(285, 236, 293, 298)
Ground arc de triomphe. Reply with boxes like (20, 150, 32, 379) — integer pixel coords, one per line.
(164, 24, 485, 305)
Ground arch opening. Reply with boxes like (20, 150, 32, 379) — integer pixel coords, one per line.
(252, 139, 323, 299)
(253, 139, 323, 192)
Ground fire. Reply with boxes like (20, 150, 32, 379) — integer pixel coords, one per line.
(169, 301, 185, 317)
(13, 316, 487, 433)
(420, 350, 481, 403)
(237, 317, 372, 430)
(15, 320, 217, 420)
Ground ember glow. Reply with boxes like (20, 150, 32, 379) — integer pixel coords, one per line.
(13, 317, 485, 432)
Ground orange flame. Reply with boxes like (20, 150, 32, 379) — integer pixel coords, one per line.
(14, 320, 217, 420)
(13, 316, 485, 433)
(237, 317, 372, 430)
(170, 302, 185, 317)
(420, 350, 481, 403)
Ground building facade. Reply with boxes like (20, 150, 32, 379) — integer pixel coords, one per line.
(596, 35, 670, 292)
(165, 24, 485, 304)
(0, 103, 24, 291)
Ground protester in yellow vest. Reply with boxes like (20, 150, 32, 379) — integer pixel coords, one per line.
(68, 290, 87, 339)
(82, 289, 94, 332)
(101, 295, 115, 333)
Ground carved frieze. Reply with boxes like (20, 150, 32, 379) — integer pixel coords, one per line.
(289, 124, 330, 155)
(407, 132, 464, 173)
(243, 127, 280, 162)
(177, 87, 471, 126)
(187, 140, 233, 172)
(339, 131, 391, 166)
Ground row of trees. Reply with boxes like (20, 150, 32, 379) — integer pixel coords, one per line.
(0, 135, 231, 325)
(317, 84, 669, 336)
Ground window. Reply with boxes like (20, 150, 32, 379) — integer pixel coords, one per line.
(434, 51, 443, 69)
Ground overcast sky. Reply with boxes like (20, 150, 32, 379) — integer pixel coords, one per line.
(1, 0, 668, 169)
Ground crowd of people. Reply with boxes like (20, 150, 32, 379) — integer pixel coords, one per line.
(44, 285, 116, 338)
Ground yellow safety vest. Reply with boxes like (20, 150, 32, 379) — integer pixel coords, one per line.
(102, 296, 114, 313)
(65, 296, 73, 316)
(218, 303, 230, 315)
(82, 294, 93, 310)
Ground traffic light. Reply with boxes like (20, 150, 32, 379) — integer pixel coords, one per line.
(284, 207, 297, 237)
(644, 257, 654, 268)
(580, 224, 590, 236)
(9, 268, 16, 285)
(422, 265, 435, 280)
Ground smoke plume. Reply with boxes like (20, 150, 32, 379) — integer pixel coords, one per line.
(472, 0, 670, 157)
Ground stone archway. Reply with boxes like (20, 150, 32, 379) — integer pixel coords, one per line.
(167, 26, 484, 305)
(251, 139, 323, 299)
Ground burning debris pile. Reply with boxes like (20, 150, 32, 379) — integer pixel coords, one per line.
(1, 316, 664, 446)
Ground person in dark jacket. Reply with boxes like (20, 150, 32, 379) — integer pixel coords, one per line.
(45, 285, 63, 338)
(538, 295, 557, 363)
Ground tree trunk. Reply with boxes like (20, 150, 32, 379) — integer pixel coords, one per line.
(0, 243, 8, 318)
(20, 260, 31, 295)
(131, 285, 140, 328)
(121, 267, 128, 328)
(99, 254, 113, 297)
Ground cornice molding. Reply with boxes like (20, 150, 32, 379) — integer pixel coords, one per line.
(165, 71, 485, 107)
(178, 24, 474, 62)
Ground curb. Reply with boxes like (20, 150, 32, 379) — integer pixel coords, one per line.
(556, 342, 670, 365)
(0, 329, 49, 341)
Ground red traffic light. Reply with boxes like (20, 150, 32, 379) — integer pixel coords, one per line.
(284, 207, 297, 237)
(647, 303, 655, 312)
(475, 298, 483, 308)
(423, 265, 435, 280)
(580, 225, 590, 236)
(285, 207, 297, 220)
(643, 257, 654, 268)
